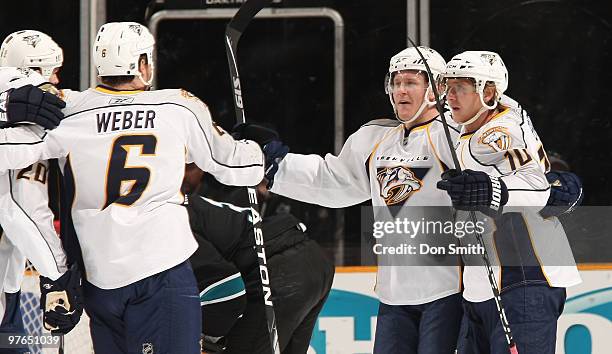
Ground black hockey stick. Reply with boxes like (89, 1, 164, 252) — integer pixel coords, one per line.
(224, 1, 280, 354)
(408, 43, 519, 353)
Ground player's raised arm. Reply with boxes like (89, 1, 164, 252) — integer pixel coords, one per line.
(232, 122, 380, 208)
(180, 92, 265, 186)
(272, 127, 378, 208)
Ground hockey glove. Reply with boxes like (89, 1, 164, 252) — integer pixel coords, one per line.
(39, 264, 84, 334)
(201, 335, 227, 354)
(231, 123, 289, 188)
(263, 140, 289, 188)
(540, 170, 583, 218)
(437, 169, 508, 214)
(1, 84, 65, 129)
(231, 123, 279, 146)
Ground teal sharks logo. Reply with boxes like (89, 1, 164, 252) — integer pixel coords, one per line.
(309, 289, 379, 354)
(560, 287, 612, 354)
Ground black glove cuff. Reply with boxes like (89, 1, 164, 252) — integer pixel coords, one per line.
(489, 175, 508, 212)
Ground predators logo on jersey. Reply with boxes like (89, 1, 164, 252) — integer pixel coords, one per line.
(478, 126, 511, 152)
(377, 166, 422, 205)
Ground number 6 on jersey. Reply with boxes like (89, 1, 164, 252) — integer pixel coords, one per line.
(103, 134, 157, 209)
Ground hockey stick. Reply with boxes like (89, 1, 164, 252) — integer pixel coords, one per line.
(58, 335, 64, 354)
(224, 1, 280, 354)
(408, 43, 519, 353)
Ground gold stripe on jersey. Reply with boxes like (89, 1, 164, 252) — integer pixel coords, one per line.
(488, 107, 511, 123)
(520, 214, 552, 286)
(459, 108, 512, 141)
(95, 86, 145, 95)
(460, 139, 468, 168)
(426, 123, 448, 172)
(366, 124, 404, 171)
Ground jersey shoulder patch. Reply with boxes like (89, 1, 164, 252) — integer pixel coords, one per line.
(362, 118, 401, 128)
(474, 108, 524, 152)
(478, 126, 512, 152)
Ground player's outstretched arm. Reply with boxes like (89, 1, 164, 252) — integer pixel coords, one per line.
(1, 84, 65, 129)
(39, 264, 83, 334)
(182, 94, 264, 186)
(231, 123, 288, 189)
(233, 122, 372, 207)
(0, 85, 66, 172)
(271, 130, 375, 208)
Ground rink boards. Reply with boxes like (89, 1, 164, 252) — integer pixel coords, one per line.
(308, 265, 612, 354)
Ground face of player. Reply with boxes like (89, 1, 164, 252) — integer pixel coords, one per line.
(445, 78, 482, 124)
(390, 70, 428, 121)
(140, 59, 154, 87)
(33, 67, 61, 85)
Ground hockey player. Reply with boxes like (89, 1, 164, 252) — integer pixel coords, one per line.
(0, 21, 264, 353)
(235, 47, 464, 354)
(0, 30, 64, 85)
(183, 165, 334, 354)
(437, 51, 581, 353)
(0, 31, 71, 348)
(0, 67, 80, 352)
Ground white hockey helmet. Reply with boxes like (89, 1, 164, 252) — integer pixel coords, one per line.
(93, 22, 155, 85)
(445, 51, 508, 107)
(0, 30, 63, 82)
(385, 46, 446, 123)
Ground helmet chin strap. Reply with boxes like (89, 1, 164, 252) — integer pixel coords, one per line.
(394, 88, 434, 124)
(458, 91, 498, 126)
(135, 69, 154, 90)
(136, 59, 155, 89)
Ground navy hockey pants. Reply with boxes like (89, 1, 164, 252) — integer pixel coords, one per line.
(457, 285, 566, 354)
(0, 291, 28, 353)
(83, 260, 201, 354)
(373, 293, 463, 354)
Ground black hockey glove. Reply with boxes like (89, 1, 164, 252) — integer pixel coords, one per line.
(232, 123, 289, 188)
(1, 84, 65, 129)
(262, 140, 289, 188)
(39, 264, 84, 334)
(202, 335, 227, 354)
(231, 123, 279, 146)
(437, 169, 509, 214)
(540, 170, 583, 218)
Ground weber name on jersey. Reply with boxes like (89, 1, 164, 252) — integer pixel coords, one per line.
(272, 113, 462, 305)
(455, 105, 581, 302)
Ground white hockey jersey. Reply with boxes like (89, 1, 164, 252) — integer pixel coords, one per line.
(0, 67, 67, 320)
(272, 114, 463, 305)
(0, 160, 66, 292)
(1, 86, 264, 289)
(454, 106, 581, 302)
